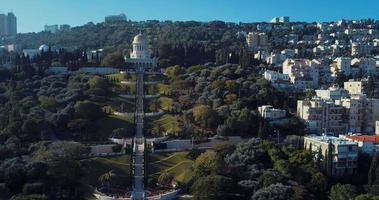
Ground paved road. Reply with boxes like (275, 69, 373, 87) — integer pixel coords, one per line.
(132, 67, 146, 200)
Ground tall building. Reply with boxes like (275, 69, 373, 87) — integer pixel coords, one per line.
(0, 12, 17, 36)
(126, 33, 157, 69)
(105, 14, 127, 23)
(297, 98, 347, 134)
(6, 12, 17, 36)
(246, 32, 268, 50)
(0, 14, 6, 36)
(335, 95, 379, 133)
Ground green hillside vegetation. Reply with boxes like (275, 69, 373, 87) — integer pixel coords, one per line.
(150, 114, 182, 137)
(95, 115, 134, 138)
(81, 156, 131, 187)
(148, 152, 194, 184)
(159, 97, 174, 111)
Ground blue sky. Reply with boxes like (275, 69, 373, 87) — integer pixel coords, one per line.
(1, 0, 379, 33)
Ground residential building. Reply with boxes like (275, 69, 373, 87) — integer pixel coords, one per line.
(335, 95, 379, 133)
(351, 42, 374, 57)
(351, 58, 377, 75)
(258, 105, 286, 121)
(263, 70, 290, 89)
(304, 135, 358, 177)
(331, 57, 352, 76)
(283, 59, 319, 89)
(0, 14, 6, 36)
(297, 98, 347, 134)
(44, 24, 59, 33)
(344, 79, 367, 96)
(344, 135, 379, 155)
(22, 49, 40, 58)
(246, 32, 268, 50)
(0, 12, 17, 36)
(105, 14, 127, 23)
(6, 12, 17, 35)
(315, 85, 349, 100)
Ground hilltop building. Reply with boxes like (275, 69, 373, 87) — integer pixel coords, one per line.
(105, 14, 127, 23)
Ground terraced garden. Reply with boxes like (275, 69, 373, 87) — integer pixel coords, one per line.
(147, 152, 194, 184)
(81, 155, 132, 187)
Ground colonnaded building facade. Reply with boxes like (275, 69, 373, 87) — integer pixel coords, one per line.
(126, 33, 157, 69)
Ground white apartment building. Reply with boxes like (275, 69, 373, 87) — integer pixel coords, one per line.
(344, 80, 367, 96)
(258, 105, 286, 121)
(263, 70, 290, 89)
(304, 135, 358, 177)
(283, 59, 319, 89)
(335, 95, 379, 133)
(315, 85, 349, 100)
(331, 57, 352, 76)
(297, 98, 347, 134)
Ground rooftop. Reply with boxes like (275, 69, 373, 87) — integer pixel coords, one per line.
(305, 135, 357, 145)
(346, 135, 379, 143)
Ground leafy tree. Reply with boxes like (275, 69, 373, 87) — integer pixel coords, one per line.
(193, 150, 222, 177)
(192, 105, 218, 129)
(88, 75, 109, 90)
(98, 170, 116, 189)
(355, 194, 379, 200)
(329, 184, 357, 200)
(191, 175, 233, 200)
(101, 52, 125, 67)
(251, 183, 293, 200)
(74, 101, 104, 120)
(38, 96, 58, 109)
(32, 141, 87, 162)
(369, 153, 379, 195)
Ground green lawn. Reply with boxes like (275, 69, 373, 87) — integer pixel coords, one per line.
(105, 96, 135, 112)
(95, 115, 134, 139)
(81, 155, 131, 187)
(147, 152, 194, 184)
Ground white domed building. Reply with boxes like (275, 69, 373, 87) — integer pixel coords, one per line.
(126, 33, 157, 69)
(39, 44, 50, 52)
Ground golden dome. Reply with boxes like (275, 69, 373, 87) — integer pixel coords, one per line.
(133, 33, 147, 44)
